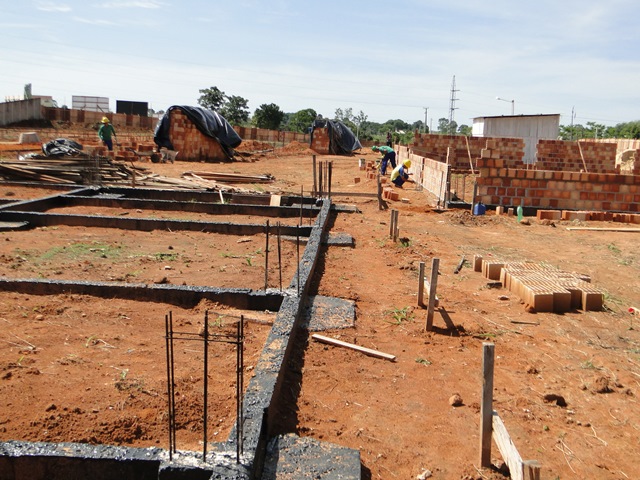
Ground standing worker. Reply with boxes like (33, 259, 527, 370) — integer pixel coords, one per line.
(372, 145, 397, 175)
(98, 117, 117, 151)
(391, 159, 412, 188)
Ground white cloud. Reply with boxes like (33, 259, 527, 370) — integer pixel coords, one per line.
(36, 1, 72, 12)
(98, 1, 166, 8)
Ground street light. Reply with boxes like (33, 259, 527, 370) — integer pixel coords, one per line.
(496, 97, 515, 115)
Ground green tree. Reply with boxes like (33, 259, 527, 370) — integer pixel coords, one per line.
(253, 103, 285, 130)
(197, 86, 226, 111)
(353, 110, 368, 138)
(437, 117, 458, 134)
(458, 124, 472, 136)
(288, 108, 317, 133)
(220, 95, 250, 126)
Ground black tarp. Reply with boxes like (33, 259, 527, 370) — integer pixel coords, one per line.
(154, 106, 242, 160)
(42, 138, 84, 157)
(311, 119, 362, 155)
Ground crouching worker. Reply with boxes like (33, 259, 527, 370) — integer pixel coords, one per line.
(391, 159, 412, 188)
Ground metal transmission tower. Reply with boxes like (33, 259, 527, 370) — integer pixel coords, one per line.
(448, 75, 459, 135)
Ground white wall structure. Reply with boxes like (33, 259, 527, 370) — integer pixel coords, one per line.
(472, 114, 560, 164)
(0, 99, 44, 126)
(71, 96, 109, 113)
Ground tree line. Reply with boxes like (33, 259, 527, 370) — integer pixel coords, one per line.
(189, 86, 640, 143)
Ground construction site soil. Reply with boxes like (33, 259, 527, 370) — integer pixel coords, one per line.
(0, 139, 639, 479)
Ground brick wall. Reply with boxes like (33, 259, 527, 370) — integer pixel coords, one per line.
(398, 146, 449, 204)
(535, 139, 617, 173)
(476, 158, 640, 212)
(42, 107, 156, 130)
(235, 126, 309, 144)
(412, 133, 525, 170)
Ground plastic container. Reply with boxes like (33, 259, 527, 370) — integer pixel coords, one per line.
(473, 202, 486, 216)
(517, 205, 523, 222)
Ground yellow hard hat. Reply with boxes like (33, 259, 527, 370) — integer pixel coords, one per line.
(101, 117, 110, 123)
(403, 159, 412, 168)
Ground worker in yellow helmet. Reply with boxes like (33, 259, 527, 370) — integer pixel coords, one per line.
(98, 117, 117, 151)
(391, 159, 412, 188)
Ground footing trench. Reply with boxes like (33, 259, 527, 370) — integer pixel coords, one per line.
(0, 186, 360, 479)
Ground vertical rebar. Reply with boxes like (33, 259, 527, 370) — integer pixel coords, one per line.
(164, 313, 173, 461)
(328, 161, 332, 198)
(296, 225, 300, 297)
(236, 315, 245, 463)
(277, 222, 282, 291)
(264, 220, 270, 291)
(203, 310, 209, 462)
(318, 160, 323, 197)
(169, 311, 176, 453)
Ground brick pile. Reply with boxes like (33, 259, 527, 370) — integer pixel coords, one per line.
(164, 108, 228, 162)
(476, 158, 640, 212)
(537, 209, 640, 224)
(475, 256, 603, 312)
(535, 140, 617, 173)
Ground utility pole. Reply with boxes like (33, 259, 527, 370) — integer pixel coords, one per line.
(448, 75, 459, 135)
(423, 107, 429, 133)
(570, 106, 575, 141)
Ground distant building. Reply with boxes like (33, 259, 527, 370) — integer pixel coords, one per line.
(472, 114, 560, 164)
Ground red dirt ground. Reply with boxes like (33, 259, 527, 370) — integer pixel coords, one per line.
(0, 138, 639, 479)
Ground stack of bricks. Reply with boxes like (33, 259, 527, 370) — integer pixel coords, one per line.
(535, 140, 617, 173)
(310, 127, 330, 154)
(475, 256, 603, 312)
(165, 108, 228, 161)
(476, 158, 640, 212)
(382, 186, 399, 201)
(537, 209, 640, 223)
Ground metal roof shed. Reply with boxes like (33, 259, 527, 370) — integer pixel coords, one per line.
(472, 114, 560, 164)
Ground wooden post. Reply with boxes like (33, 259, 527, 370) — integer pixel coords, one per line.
(318, 160, 323, 197)
(479, 342, 495, 468)
(328, 161, 332, 199)
(425, 257, 439, 330)
(417, 261, 425, 306)
(312, 155, 317, 197)
(471, 181, 478, 213)
(389, 209, 396, 238)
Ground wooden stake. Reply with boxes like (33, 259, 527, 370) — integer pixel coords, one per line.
(417, 261, 426, 306)
(479, 342, 495, 468)
(425, 257, 439, 331)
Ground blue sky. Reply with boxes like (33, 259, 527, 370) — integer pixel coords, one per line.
(2, 0, 639, 128)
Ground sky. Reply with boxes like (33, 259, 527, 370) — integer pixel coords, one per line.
(2, 0, 640, 129)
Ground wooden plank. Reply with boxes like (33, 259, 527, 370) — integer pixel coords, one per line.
(493, 412, 523, 480)
(566, 227, 640, 232)
(311, 334, 396, 362)
(417, 261, 425, 306)
(479, 343, 494, 468)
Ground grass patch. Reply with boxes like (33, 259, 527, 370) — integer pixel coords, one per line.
(384, 306, 414, 325)
(415, 357, 432, 366)
(32, 242, 123, 263)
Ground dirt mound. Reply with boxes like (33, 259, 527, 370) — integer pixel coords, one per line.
(272, 141, 315, 156)
(236, 140, 273, 152)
